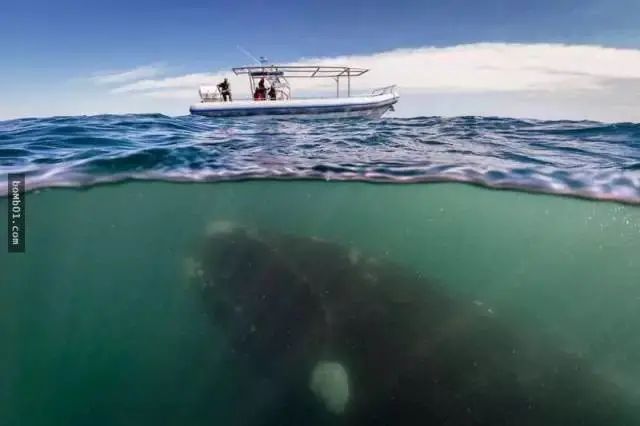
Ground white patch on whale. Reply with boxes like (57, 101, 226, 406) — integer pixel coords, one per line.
(348, 248, 361, 265)
(183, 257, 203, 278)
(473, 299, 495, 316)
(183, 257, 209, 288)
(309, 361, 350, 415)
(205, 220, 237, 236)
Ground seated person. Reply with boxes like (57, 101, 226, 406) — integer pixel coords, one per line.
(217, 78, 232, 101)
(268, 86, 277, 100)
(253, 87, 266, 100)
(254, 79, 267, 100)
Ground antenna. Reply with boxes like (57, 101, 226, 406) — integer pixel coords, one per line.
(237, 46, 261, 65)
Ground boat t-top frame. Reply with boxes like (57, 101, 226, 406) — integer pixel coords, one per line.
(232, 65, 369, 99)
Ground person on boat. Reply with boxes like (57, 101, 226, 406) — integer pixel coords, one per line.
(254, 78, 267, 100)
(253, 87, 266, 100)
(268, 85, 277, 100)
(217, 78, 232, 102)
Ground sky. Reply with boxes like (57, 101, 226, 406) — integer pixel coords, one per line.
(1, 0, 640, 121)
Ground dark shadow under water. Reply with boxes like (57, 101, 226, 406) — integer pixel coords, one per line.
(191, 222, 640, 426)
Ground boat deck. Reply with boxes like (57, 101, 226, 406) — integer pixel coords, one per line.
(190, 91, 398, 118)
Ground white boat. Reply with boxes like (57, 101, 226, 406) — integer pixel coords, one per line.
(189, 64, 399, 119)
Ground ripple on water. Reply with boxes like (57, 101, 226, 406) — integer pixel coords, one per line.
(0, 115, 639, 203)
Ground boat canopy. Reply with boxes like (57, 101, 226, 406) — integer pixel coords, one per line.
(232, 65, 369, 78)
(232, 65, 370, 98)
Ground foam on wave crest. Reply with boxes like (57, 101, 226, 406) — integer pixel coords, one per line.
(1, 114, 639, 203)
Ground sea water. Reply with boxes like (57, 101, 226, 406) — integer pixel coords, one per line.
(1, 115, 639, 424)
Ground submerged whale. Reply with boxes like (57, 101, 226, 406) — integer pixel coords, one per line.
(186, 222, 639, 426)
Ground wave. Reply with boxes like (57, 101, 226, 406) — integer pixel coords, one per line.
(0, 114, 639, 203)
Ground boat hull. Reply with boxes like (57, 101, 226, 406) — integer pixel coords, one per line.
(189, 93, 398, 119)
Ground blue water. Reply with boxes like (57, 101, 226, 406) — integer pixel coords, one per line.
(3, 114, 640, 425)
(1, 114, 639, 203)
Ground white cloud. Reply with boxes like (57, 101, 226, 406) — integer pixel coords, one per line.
(140, 89, 196, 99)
(5, 43, 640, 121)
(91, 64, 165, 85)
(292, 43, 640, 93)
(111, 72, 221, 93)
(109, 43, 640, 99)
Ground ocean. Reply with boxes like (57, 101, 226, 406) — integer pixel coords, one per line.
(1, 114, 640, 425)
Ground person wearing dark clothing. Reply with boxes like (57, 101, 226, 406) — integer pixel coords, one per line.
(254, 78, 267, 100)
(268, 86, 277, 100)
(217, 78, 232, 101)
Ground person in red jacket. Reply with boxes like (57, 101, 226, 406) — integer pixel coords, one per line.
(254, 78, 267, 100)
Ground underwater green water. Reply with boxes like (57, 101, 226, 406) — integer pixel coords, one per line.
(2, 181, 640, 425)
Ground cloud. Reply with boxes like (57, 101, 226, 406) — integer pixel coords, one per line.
(6, 43, 640, 121)
(110, 43, 640, 97)
(91, 64, 165, 85)
(292, 43, 640, 93)
(140, 89, 196, 99)
(111, 72, 221, 93)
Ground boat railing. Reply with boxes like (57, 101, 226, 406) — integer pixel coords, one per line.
(370, 85, 398, 96)
(199, 85, 223, 102)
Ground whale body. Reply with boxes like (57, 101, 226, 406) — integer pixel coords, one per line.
(188, 223, 639, 426)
